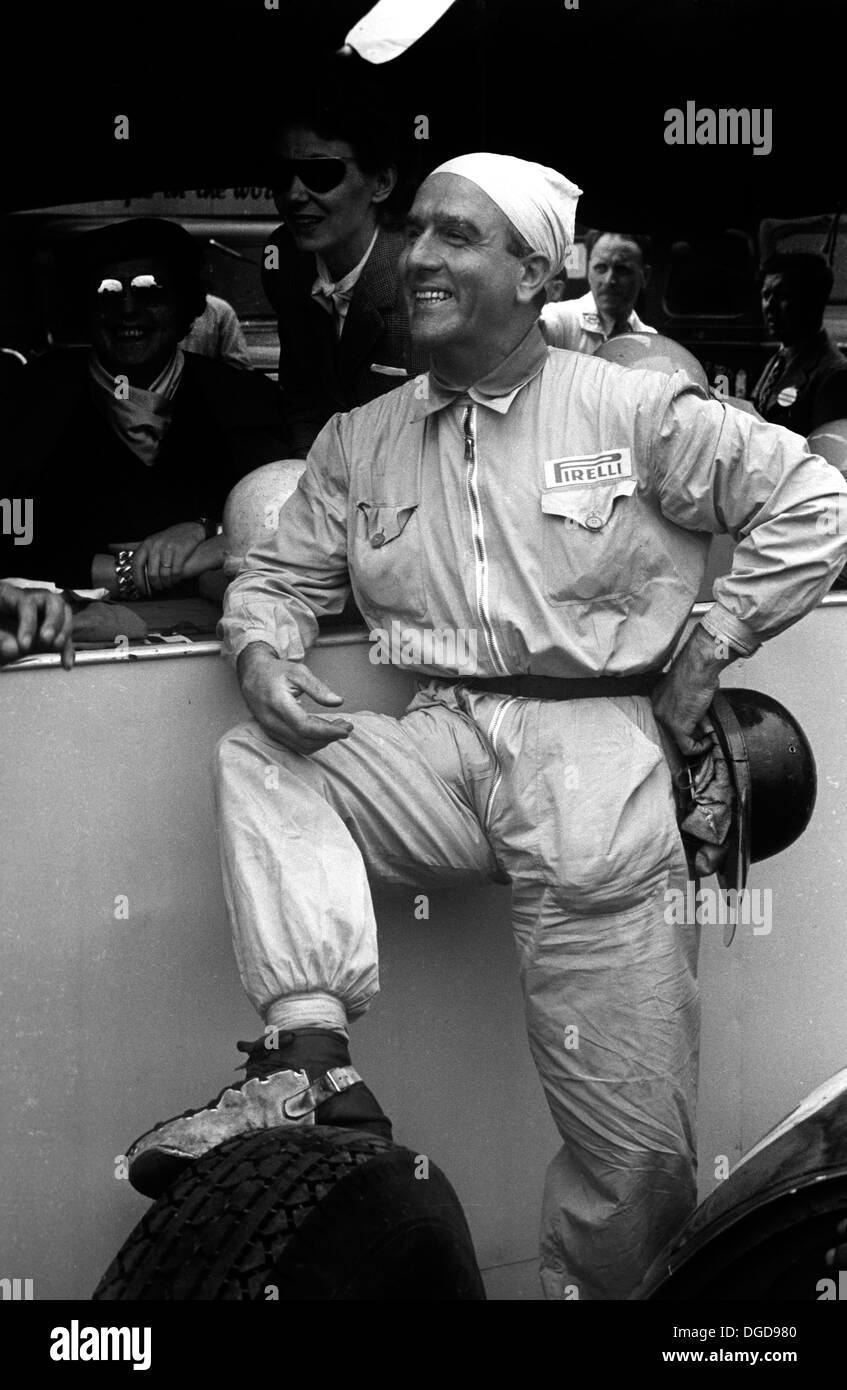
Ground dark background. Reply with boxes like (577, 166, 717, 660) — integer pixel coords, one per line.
(2, 0, 840, 231)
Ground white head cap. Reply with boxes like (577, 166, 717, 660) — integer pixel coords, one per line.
(431, 152, 583, 277)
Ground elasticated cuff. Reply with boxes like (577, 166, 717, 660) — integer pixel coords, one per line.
(265, 992, 349, 1037)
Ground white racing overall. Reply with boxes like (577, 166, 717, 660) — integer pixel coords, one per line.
(217, 326, 847, 1298)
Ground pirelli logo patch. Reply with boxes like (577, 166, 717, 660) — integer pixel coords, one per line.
(543, 448, 633, 489)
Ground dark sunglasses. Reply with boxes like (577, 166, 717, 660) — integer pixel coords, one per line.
(272, 157, 356, 195)
(94, 274, 170, 301)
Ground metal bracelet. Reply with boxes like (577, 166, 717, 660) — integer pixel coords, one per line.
(114, 550, 140, 601)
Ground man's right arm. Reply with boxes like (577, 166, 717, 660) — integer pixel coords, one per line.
(236, 640, 353, 754)
(221, 415, 354, 751)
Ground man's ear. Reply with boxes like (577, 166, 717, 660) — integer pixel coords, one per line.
(516, 252, 552, 304)
(371, 164, 398, 206)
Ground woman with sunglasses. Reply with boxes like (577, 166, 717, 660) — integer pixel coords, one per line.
(1, 218, 289, 595)
(263, 90, 428, 456)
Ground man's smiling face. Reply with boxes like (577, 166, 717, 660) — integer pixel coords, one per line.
(399, 173, 531, 369)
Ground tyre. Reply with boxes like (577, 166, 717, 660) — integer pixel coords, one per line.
(93, 1125, 486, 1300)
(637, 1065, 847, 1299)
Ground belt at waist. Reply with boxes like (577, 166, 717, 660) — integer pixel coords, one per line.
(455, 670, 663, 701)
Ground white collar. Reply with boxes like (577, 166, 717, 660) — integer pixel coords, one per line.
(579, 291, 652, 339)
(313, 226, 380, 300)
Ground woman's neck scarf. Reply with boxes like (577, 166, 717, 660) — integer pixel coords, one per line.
(88, 348, 185, 466)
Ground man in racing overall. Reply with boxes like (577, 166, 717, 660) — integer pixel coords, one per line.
(127, 154, 847, 1300)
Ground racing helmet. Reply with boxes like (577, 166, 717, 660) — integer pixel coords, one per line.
(709, 687, 817, 896)
(223, 460, 307, 559)
(594, 331, 710, 390)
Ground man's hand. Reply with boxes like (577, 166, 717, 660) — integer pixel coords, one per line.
(132, 522, 206, 593)
(237, 642, 353, 754)
(0, 583, 74, 669)
(652, 624, 738, 756)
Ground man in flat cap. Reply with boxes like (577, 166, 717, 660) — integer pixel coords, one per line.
(126, 155, 847, 1299)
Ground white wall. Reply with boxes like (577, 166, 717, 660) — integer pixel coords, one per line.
(1, 603, 845, 1299)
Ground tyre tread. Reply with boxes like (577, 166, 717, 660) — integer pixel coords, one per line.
(93, 1127, 392, 1300)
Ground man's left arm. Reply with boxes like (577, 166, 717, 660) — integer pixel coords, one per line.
(644, 378, 847, 752)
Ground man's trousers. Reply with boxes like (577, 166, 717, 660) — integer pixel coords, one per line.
(214, 680, 699, 1300)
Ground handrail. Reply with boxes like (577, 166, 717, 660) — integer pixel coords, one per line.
(4, 593, 847, 672)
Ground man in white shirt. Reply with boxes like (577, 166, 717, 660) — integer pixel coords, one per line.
(542, 230, 655, 353)
(181, 294, 253, 370)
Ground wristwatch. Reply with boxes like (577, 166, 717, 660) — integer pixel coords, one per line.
(194, 517, 222, 540)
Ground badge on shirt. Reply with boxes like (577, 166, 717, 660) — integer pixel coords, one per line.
(543, 448, 633, 489)
(777, 385, 799, 408)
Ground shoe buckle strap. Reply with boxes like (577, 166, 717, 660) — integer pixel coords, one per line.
(283, 1065, 361, 1120)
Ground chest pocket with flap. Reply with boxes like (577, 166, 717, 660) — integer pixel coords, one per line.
(353, 499, 428, 621)
(542, 476, 639, 604)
